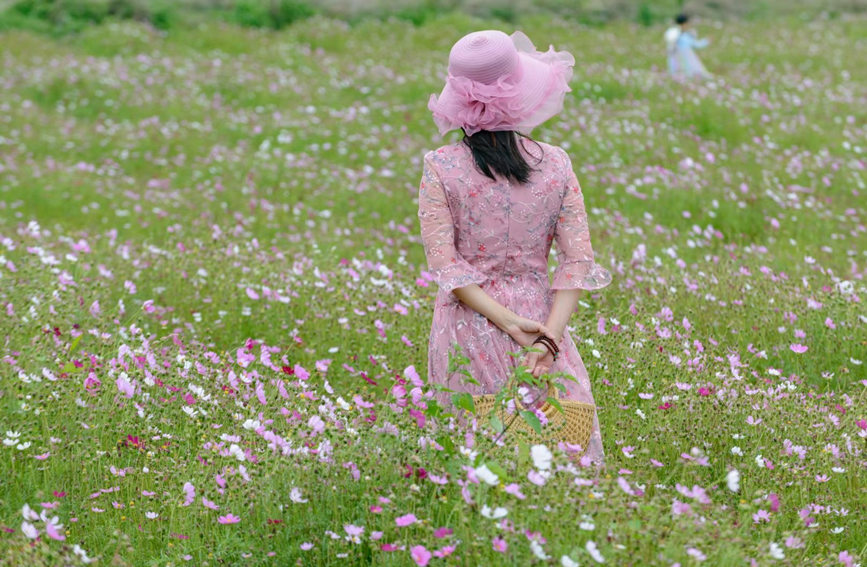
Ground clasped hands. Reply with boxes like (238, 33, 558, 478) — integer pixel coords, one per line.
(502, 314, 559, 379)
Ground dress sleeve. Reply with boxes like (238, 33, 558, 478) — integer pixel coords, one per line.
(418, 152, 487, 293)
(551, 149, 612, 291)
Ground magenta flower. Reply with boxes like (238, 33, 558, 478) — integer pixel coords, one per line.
(218, 514, 240, 524)
(434, 527, 453, 538)
(767, 493, 780, 512)
(395, 513, 417, 527)
(410, 545, 431, 566)
(492, 537, 508, 552)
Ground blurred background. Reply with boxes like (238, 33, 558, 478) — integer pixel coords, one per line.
(1, 0, 866, 33)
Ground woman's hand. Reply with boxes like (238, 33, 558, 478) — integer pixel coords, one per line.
(523, 345, 556, 378)
(502, 314, 555, 348)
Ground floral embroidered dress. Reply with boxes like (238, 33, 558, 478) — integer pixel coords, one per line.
(418, 140, 612, 460)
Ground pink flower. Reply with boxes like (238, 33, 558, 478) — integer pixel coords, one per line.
(504, 483, 526, 499)
(433, 545, 455, 558)
(202, 497, 219, 510)
(181, 482, 195, 506)
(434, 527, 453, 538)
(344, 524, 364, 537)
(839, 551, 855, 567)
(410, 545, 432, 566)
(752, 510, 770, 523)
(218, 514, 240, 524)
(789, 344, 808, 353)
(114, 374, 135, 398)
(784, 536, 804, 549)
(492, 537, 508, 552)
(294, 364, 310, 380)
(672, 499, 692, 517)
(395, 513, 417, 527)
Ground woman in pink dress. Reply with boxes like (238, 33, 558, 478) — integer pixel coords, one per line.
(420, 30, 612, 461)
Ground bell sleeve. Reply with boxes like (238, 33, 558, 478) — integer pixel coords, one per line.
(551, 148, 612, 291)
(418, 152, 487, 293)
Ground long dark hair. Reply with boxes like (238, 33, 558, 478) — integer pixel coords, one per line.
(462, 130, 542, 184)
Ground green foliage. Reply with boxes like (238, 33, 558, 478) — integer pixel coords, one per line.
(232, 0, 314, 30)
(2, 0, 177, 34)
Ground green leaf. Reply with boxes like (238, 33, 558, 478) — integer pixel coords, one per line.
(552, 381, 567, 393)
(485, 460, 508, 480)
(436, 434, 455, 455)
(68, 333, 84, 353)
(519, 410, 542, 435)
(546, 396, 564, 414)
(488, 414, 504, 434)
(452, 392, 475, 414)
(424, 399, 442, 418)
(517, 441, 530, 465)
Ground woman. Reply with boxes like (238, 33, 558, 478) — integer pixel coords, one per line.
(668, 13, 711, 79)
(419, 30, 612, 462)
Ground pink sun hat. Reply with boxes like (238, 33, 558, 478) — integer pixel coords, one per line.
(428, 30, 575, 136)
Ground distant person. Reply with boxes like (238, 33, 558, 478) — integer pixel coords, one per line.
(422, 30, 612, 462)
(665, 13, 710, 79)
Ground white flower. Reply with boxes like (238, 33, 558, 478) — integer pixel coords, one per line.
(726, 469, 741, 493)
(831, 467, 845, 473)
(146, 512, 159, 519)
(731, 446, 743, 456)
(480, 505, 508, 519)
(242, 419, 261, 430)
(21, 504, 39, 521)
(16, 442, 31, 450)
(769, 542, 785, 559)
(586, 540, 605, 563)
(459, 446, 478, 461)
(755, 453, 764, 468)
(831, 527, 845, 534)
(290, 487, 308, 503)
(579, 520, 595, 531)
(21, 521, 38, 539)
(530, 540, 549, 560)
(228, 444, 246, 461)
(561, 555, 580, 567)
(475, 464, 499, 486)
(72, 544, 95, 564)
(531, 444, 553, 471)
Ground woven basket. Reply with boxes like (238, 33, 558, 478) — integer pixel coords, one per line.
(473, 383, 595, 454)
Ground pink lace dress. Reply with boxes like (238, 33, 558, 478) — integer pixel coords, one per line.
(418, 141, 612, 461)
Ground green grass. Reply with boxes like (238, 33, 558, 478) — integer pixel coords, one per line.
(0, 13, 865, 567)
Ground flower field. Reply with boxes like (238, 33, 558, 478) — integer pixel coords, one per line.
(0, 13, 865, 566)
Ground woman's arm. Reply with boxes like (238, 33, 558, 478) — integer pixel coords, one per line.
(525, 149, 612, 378)
(453, 284, 553, 348)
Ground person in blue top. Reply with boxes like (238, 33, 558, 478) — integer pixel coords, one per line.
(664, 13, 710, 79)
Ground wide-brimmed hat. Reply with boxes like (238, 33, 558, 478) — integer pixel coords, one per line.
(428, 30, 575, 137)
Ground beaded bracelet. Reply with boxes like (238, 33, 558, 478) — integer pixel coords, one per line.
(532, 335, 559, 361)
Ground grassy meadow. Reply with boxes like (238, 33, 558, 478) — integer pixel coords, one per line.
(0, 11, 865, 566)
